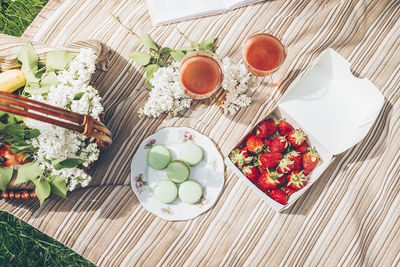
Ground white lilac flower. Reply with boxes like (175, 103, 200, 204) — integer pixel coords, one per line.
(25, 48, 102, 191)
(221, 57, 252, 115)
(139, 61, 192, 117)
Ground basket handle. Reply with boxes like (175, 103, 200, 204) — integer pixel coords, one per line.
(0, 92, 112, 149)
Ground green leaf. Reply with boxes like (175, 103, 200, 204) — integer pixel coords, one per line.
(160, 47, 172, 55)
(146, 80, 153, 90)
(34, 179, 51, 205)
(0, 111, 7, 116)
(35, 66, 47, 75)
(23, 153, 32, 161)
(18, 42, 40, 85)
(170, 49, 186, 61)
(130, 51, 153, 66)
(139, 34, 159, 51)
(180, 45, 198, 52)
(0, 167, 13, 192)
(5, 113, 16, 124)
(39, 71, 58, 92)
(145, 64, 159, 90)
(199, 35, 216, 52)
(48, 175, 67, 198)
(28, 129, 41, 139)
(24, 82, 49, 94)
(13, 114, 25, 123)
(1, 124, 25, 139)
(73, 92, 85, 100)
(8, 145, 31, 154)
(25, 71, 42, 84)
(146, 64, 159, 80)
(8, 141, 36, 154)
(3, 109, 24, 125)
(17, 42, 39, 74)
(45, 50, 76, 71)
(53, 158, 85, 170)
(15, 162, 43, 184)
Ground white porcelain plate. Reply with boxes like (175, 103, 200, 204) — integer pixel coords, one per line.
(130, 127, 225, 221)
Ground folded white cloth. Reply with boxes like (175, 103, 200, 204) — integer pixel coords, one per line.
(147, 0, 264, 26)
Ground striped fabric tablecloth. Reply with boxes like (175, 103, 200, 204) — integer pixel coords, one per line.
(1, 0, 400, 266)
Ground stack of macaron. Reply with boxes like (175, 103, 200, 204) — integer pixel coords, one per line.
(147, 142, 205, 204)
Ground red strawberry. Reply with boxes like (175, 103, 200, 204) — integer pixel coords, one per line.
(277, 120, 294, 136)
(0, 145, 26, 167)
(285, 150, 302, 170)
(257, 165, 266, 174)
(259, 152, 282, 169)
(265, 139, 272, 149)
(270, 136, 288, 153)
(268, 189, 288, 205)
(276, 157, 295, 174)
(242, 166, 259, 183)
(277, 174, 287, 185)
(282, 186, 298, 196)
(229, 147, 253, 168)
(256, 119, 277, 139)
(295, 142, 309, 153)
(287, 129, 307, 147)
(246, 134, 264, 154)
(258, 171, 283, 191)
(287, 170, 307, 189)
(302, 147, 320, 175)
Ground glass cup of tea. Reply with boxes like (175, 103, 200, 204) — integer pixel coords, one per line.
(242, 30, 287, 77)
(179, 51, 224, 99)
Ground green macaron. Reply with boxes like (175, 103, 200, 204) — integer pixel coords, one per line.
(179, 142, 204, 166)
(147, 145, 171, 170)
(178, 180, 203, 204)
(166, 160, 191, 183)
(153, 179, 178, 204)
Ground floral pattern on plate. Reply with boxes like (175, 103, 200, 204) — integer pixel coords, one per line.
(144, 139, 156, 149)
(161, 207, 173, 215)
(134, 174, 147, 193)
(181, 131, 194, 142)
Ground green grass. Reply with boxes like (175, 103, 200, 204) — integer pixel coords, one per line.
(1, 1, 95, 266)
(0, 0, 50, 36)
(0, 211, 95, 267)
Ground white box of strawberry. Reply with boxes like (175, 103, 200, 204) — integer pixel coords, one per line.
(225, 49, 384, 212)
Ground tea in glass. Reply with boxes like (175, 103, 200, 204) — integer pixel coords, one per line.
(242, 31, 286, 77)
(179, 51, 223, 99)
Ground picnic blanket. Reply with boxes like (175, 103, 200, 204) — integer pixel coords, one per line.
(1, 0, 400, 265)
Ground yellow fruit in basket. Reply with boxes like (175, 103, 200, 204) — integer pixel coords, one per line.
(0, 69, 26, 93)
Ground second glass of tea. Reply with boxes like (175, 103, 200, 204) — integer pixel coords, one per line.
(242, 30, 286, 77)
(179, 51, 224, 99)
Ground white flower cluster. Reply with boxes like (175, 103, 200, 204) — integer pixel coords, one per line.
(26, 49, 103, 191)
(221, 57, 252, 115)
(139, 57, 252, 118)
(139, 61, 192, 117)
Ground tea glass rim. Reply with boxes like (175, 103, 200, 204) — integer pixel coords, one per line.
(241, 29, 287, 75)
(179, 50, 224, 100)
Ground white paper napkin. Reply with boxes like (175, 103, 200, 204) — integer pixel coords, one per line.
(147, 0, 264, 26)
